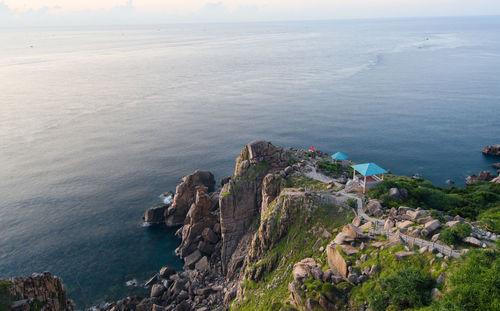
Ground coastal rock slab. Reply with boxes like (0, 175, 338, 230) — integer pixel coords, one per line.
(166, 170, 215, 226)
(482, 144, 500, 156)
(327, 244, 348, 278)
(143, 204, 168, 224)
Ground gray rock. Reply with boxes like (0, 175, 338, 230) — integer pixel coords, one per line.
(463, 236, 482, 247)
(151, 284, 165, 298)
(201, 227, 219, 244)
(422, 219, 441, 237)
(431, 288, 443, 301)
(194, 256, 210, 272)
(143, 204, 168, 224)
(394, 251, 415, 260)
(365, 200, 384, 217)
(184, 250, 202, 269)
(388, 188, 402, 200)
(159, 266, 175, 278)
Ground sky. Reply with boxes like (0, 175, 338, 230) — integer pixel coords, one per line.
(1, 0, 499, 26)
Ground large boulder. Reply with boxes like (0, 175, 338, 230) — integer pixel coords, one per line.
(143, 204, 168, 224)
(326, 243, 348, 278)
(166, 170, 215, 226)
(342, 224, 369, 240)
(482, 145, 500, 156)
(292, 258, 323, 283)
(388, 188, 402, 200)
(364, 200, 384, 217)
(422, 219, 441, 237)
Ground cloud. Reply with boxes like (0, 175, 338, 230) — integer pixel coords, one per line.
(0, 0, 499, 26)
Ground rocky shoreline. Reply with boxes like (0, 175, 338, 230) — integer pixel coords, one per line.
(2, 141, 499, 311)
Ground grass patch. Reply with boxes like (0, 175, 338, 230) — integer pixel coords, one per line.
(231, 198, 354, 310)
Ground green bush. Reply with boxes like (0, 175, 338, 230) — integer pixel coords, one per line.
(439, 223, 473, 246)
(369, 176, 500, 221)
(479, 206, 500, 234)
(436, 249, 500, 311)
(369, 267, 434, 311)
(318, 161, 342, 174)
(347, 198, 357, 210)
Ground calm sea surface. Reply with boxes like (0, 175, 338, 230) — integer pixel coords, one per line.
(1, 17, 499, 308)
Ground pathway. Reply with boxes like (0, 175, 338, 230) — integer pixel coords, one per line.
(304, 166, 462, 258)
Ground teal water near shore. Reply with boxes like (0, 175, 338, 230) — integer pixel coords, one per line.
(1, 17, 499, 308)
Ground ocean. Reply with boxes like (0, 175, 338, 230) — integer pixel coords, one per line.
(1, 16, 499, 308)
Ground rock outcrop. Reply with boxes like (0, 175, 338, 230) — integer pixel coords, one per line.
(166, 170, 215, 226)
(176, 186, 220, 262)
(219, 141, 289, 277)
(326, 244, 348, 278)
(143, 204, 169, 224)
(0, 272, 73, 311)
(466, 171, 495, 185)
(482, 145, 500, 156)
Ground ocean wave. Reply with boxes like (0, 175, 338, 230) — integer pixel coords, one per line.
(159, 193, 174, 205)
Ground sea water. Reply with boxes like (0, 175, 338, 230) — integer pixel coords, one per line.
(1, 17, 499, 308)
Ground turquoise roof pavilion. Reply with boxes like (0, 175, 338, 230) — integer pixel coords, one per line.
(351, 163, 387, 176)
(331, 152, 349, 161)
(351, 163, 388, 193)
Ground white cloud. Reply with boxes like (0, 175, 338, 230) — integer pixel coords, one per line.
(0, 0, 499, 26)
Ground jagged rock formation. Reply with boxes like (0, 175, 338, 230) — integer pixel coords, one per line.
(177, 186, 221, 265)
(166, 170, 215, 226)
(466, 170, 495, 185)
(0, 272, 73, 311)
(219, 141, 290, 277)
(482, 144, 500, 156)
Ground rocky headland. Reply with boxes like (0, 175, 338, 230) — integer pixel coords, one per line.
(3, 141, 499, 311)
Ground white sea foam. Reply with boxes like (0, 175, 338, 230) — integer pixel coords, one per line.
(141, 222, 151, 228)
(125, 279, 139, 287)
(160, 194, 174, 205)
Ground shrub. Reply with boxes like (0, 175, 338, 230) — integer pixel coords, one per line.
(436, 249, 500, 311)
(369, 267, 434, 311)
(439, 223, 472, 246)
(347, 198, 357, 210)
(318, 161, 341, 174)
(479, 206, 500, 234)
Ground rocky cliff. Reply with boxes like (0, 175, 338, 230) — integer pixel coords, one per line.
(14, 141, 497, 311)
(0, 272, 73, 311)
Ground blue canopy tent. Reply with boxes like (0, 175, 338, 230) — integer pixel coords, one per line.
(351, 163, 388, 193)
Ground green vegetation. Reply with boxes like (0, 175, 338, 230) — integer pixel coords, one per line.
(232, 197, 354, 310)
(439, 223, 472, 246)
(369, 268, 434, 311)
(285, 175, 328, 192)
(238, 162, 273, 182)
(479, 206, 500, 234)
(0, 281, 13, 311)
(347, 198, 357, 210)
(318, 161, 342, 174)
(369, 175, 500, 220)
(435, 249, 500, 311)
